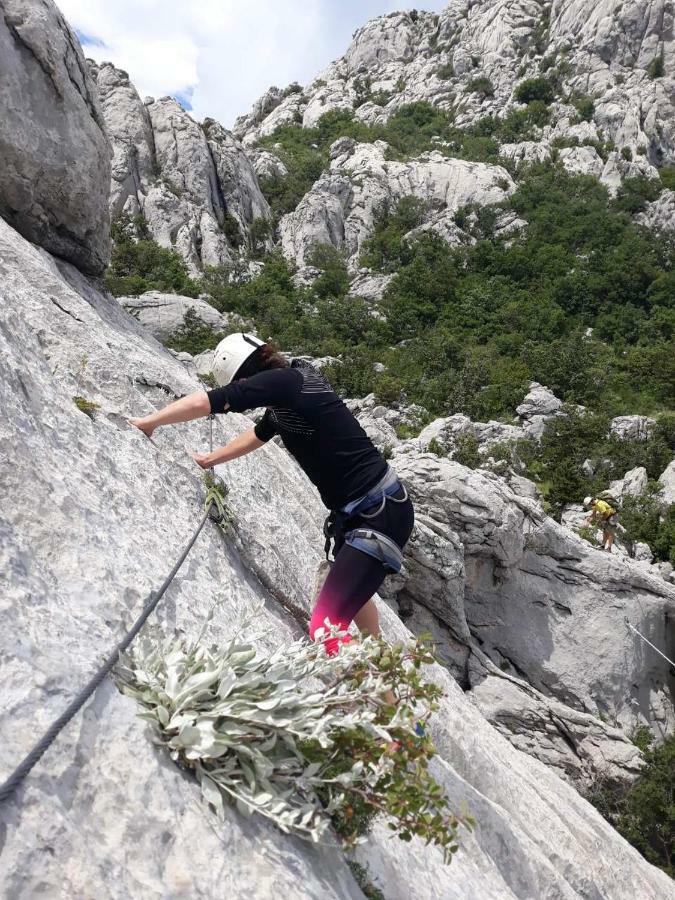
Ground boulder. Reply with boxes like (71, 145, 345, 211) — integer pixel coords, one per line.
(659, 459, 675, 506)
(117, 291, 228, 342)
(280, 140, 514, 268)
(348, 270, 393, 302)
(4, 214, 674, 897)
(637, 189, 675, 232)
(516, 382, 563, 420)
(610, 415, 656, 442)
(610, 466, 649, 501)
(0, 0, 110, 272)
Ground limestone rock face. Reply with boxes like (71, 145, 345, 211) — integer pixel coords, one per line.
(659, 459, 675, 506)
(392, 450, 675, 737)
(638, 189, 675, 231)
(0, 0, 111, 273)
(1, 216, 674, 897)
(280, 139, 514, 268)
(2, 215, 674, 898)
(237, 1, 675, 174)
(90, 62, 270, 273)
(611, 415, 657, 441)
(117, 291, 230, 342)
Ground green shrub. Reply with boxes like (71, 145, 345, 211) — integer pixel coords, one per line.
(465, 77, 495, 97)
(118, 632, 473, 860)
(514, 77, 555, 105)
(612, 176, 661, 214)
(659, 166, 675, 191)
(453, 433, 480, 469)
(105, 215, 200, 298)
(308, 244, 349, 299)
(621, 146, 633, 162)
(73, 396, 100, 418)
(621, 485, 675, 564)
(587, 735, 675, 877)
(571, 94, 595, 122)
(222, 212, 243, 248)
(647, 54, 664, 79)
(282, 81, 303, 97)
(165, 307, 225, 356)
(436, 62, 454, 79)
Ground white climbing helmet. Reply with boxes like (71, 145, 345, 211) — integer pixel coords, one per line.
(212, 332, 265, 386)
(583, 496, 593, 508)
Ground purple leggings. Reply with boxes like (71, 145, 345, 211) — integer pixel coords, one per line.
(309, 487, 414, 654)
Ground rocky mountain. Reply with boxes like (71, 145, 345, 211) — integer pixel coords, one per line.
(88, 62, 271, 274)
(1, 0, 674, 898)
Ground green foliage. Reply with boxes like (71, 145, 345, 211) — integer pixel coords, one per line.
(436, 62, 454, 79)
(465, 77, 495, 97)
(359, 197, 428, 273)
(282, 81, 303, 97)
(346, 861, 385, 900)
(570, 93, 595, 123)
(106, 214, 200, 298)
(513, 76, 555, 105)
(202, 166, 675, 436)
(165, 307, 225, 356)
(249, 217, 273, 258)
(647, 54, 665, 79)
(453, 433, 480, 469)
(118, 632, 472, 860)
(621, 146, 633, 162)
(659, 167, 675, 191)
(221, 212, 243, 248)
(612, 176, 661, 214)
(587, 735, 675, 877)
(73, 395, 100, 418)
(307, 244, 350, 298)
(621, 485, 675, 564)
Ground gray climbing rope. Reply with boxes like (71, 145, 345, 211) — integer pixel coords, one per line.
(0, 417, 219, 804)
(624, 617, 675, 669)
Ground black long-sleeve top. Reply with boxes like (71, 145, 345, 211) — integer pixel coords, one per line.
(207, 360, 387, 510)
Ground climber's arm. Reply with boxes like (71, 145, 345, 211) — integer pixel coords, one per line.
(190, 428, 264, 468)
(129, 391, 213, 437)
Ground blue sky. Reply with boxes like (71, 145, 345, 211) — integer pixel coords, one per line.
(57, 1, 447, 126)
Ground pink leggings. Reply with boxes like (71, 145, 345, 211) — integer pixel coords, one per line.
(309, 543, 389, 654)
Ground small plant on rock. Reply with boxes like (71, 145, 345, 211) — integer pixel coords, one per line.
(117, 632, 472, 861)
(73, 396, 100, 418)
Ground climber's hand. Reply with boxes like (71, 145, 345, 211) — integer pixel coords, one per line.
(129, 417, 155, 438)
(190, 450, 212, 469)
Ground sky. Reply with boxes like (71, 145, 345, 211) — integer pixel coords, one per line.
(57, 1, 447, 128)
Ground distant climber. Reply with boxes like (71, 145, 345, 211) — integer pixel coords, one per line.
(129, 333, 414, 654)
(583, 493, 620, 553)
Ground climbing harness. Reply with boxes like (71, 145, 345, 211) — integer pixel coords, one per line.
(323, 466, 409, 569)
(0, 415, 220, 804)
(344, 528, 404, 574)
(624, 617, 675, 669)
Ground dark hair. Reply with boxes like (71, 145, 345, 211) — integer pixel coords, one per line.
(233, 342, 288, 381)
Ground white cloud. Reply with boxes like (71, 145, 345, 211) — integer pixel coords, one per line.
(56, 0, 446, 127)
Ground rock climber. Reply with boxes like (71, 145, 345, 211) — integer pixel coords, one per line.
(129, 333, 414, 655)
(583, 494, 619, 553)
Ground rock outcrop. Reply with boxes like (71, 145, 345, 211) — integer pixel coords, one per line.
(0, 0, 111, 272)
(2, 213, 674, 899)
(391, 450, 675, 743)
(280, 138, 514, 268)
(90, 62, 270, 273)
(117, 291, 233, 342)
